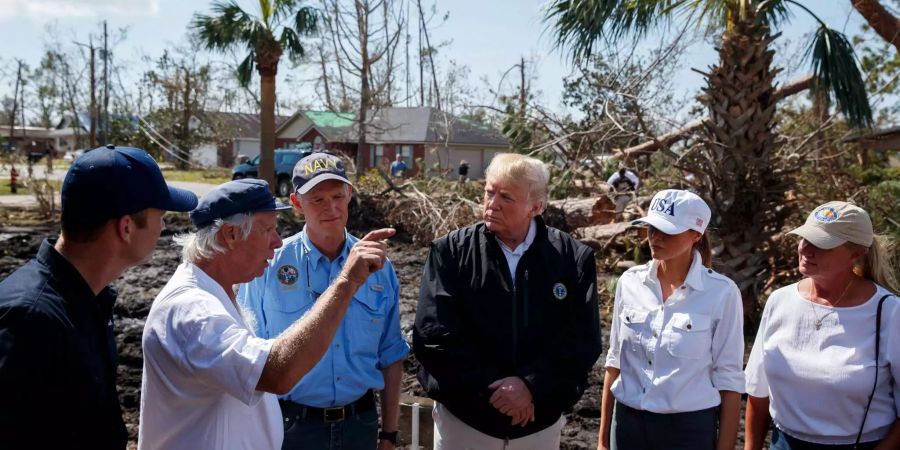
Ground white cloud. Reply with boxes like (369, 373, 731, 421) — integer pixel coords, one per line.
(0, 0, 159, 19)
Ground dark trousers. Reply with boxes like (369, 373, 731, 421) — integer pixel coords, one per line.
(280, 396, 379, 450)
(611, 401, 717, 450)
(771, 428, 880, 450)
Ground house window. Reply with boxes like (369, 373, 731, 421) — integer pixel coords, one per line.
(398, 145, 413, 168)
(313, 136, 323, 150)
(370, 145, 384, 168)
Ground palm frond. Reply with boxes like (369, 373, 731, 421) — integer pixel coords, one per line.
(805, 26, 873, 128)
(259, 0, 274, 28)
(678, 0, 727, 33)
(236, 51, 256, 87)
(280, 28, 305, 61)
(755, 0, 792, 27)
(239, 21, 266, 53)
(545, 0, 683, 62)
(271, 0, 299, 25)
(192, 0, 256, 51)
(293, 5, 318, 36)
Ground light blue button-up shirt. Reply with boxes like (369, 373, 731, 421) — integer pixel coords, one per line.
(237, 227, 409, 407)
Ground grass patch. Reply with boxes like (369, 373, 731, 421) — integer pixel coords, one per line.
(159, 168, 232, 185)
(0, 179, 62, 196)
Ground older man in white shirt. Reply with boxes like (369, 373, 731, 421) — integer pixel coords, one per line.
(138, 179, 395, 450)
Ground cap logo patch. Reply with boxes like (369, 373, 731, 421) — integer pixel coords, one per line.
(302, 158, 340, 175)
(552, 283, 568, 300)
(696, 218, 704, 227)
(650, 197, 676, 216)
(277, 265, 299, 286)
(814, 207, 839, 223)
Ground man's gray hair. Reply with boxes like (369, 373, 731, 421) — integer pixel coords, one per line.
(484, 153, 550, 204)
(174, 212, 254, 264)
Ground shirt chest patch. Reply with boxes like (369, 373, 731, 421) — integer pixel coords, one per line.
(277, 264, 299, 286)
(371, 283, 384, 292)
(552, 283, 568, 300)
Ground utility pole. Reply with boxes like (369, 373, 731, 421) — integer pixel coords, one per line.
(8, 60, 22, 150)
(102, 21, 110, 146)
(75, 37, 99, 148)
(518, 57, 526, 118)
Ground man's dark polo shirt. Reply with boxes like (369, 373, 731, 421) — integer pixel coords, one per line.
(0, 239, 127, 450)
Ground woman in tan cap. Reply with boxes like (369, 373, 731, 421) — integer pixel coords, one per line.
(744, 201, 900, 450)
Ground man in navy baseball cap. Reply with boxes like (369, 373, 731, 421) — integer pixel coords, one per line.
(0, 144, 198, 450)
(62, 144, 198, 236)
(291, 151, 353, 195)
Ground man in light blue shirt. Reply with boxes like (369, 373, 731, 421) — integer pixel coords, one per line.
(238, 152, 409, 450)
(389, 154, 407, 179)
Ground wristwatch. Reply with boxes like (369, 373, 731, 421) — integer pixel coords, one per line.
(378, 430, 400, 445)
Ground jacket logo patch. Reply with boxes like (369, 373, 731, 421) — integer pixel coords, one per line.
(552, 283, 567, 300)
(277, 265, 299, 286)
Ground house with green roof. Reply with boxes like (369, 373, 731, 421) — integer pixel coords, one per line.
(275, 107, 509, 178)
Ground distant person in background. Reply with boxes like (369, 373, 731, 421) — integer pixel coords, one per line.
(458, 159, 470, 183)
(390, 154, 407, 179)
(607, 168, 640, 220)
(599, 189, 744, 450)
(0, 146, 198, 450)
(744, 201, 900, 450)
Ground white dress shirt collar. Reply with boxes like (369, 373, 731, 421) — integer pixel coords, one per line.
(641, 251, 707, 292)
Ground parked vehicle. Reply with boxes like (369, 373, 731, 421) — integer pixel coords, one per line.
(232, 148, 313, 197)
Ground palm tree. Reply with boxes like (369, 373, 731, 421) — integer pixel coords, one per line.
(547, 0, 874, 324)
(193, 0, 318, 193)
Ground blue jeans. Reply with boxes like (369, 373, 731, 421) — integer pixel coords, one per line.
(610, 402, 717, 450)
(770, 428, 879, 450)
(281, 406, 379, 450)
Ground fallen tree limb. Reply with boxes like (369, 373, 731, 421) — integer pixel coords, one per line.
(611, 75, 814, 160)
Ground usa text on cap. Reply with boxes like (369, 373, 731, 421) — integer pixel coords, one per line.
(632, 189, 712, 235)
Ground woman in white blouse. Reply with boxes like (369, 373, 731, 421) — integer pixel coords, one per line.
(744, 201, 900, 450)
(598, 189, 745, 450)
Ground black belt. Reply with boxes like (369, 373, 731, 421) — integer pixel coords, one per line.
(279, 390, 376, 423)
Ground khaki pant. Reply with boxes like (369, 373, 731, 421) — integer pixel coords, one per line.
(432, 402, 564, 450)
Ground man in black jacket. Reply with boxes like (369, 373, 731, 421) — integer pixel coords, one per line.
(414, 153, 602, 449)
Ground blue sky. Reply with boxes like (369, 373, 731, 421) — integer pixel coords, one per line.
(0, 0, 872, 119)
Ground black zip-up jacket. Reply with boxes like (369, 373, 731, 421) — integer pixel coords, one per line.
(413, 217, 602, 439)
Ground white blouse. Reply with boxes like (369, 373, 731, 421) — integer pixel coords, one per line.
(745, 283, 900, 445)
(605, 252, 745, 414)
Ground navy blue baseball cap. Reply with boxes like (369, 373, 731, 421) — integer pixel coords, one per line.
(61, 145, 198, 224)
(190, 179, 291, 228)
(292, 152, 352, 194)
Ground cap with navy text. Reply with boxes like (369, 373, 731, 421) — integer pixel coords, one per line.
(292, 152, 353, 195)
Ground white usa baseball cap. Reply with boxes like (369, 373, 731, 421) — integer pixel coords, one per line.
(632, 189, 712, 235)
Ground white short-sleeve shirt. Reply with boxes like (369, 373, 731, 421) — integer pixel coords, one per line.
(745, 283, 899, 445)
(138, 263, 282, 450)
(605, 252, 745, 413)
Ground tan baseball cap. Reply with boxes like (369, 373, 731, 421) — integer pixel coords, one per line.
(789, 201, 874, 249)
